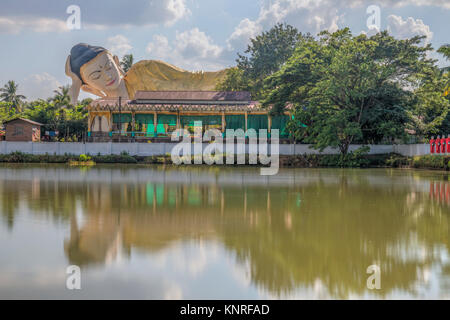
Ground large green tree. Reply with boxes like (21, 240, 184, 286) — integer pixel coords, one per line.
(264, 29, 434, 154)
(408, 68, 449, 138)
(120, 54, 134, 73)
(407, 44, 450, 139)
(216, 67, 250, 92)
(0, 80, 26, 112)
(217, 23, 311, 99)
(437, 44, 450, 96)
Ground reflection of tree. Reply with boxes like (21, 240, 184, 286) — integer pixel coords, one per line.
(220, 183, 434, 298)
(0, 166, 449, 298)
(0, 179, 21, 230)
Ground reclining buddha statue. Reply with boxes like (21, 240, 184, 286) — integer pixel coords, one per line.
(65, 43, 227, 104)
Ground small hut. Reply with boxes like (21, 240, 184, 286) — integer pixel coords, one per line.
(4, 118, 42, 142)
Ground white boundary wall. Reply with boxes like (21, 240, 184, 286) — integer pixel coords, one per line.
(0, 142, 432, 157)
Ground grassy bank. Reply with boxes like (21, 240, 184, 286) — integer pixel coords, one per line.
(0, 151, 448, 170)
(279, 154, 449, 170)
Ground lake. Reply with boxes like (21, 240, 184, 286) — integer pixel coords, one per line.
(0, 164, 448, 299)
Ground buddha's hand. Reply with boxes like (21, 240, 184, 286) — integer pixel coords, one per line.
(65, 55, 82, 105)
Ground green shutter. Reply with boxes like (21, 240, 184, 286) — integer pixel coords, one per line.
(135, 114, 154, 124)
(157, 114, 178, 126)
(180, 115, 221, 126)
(248, 115, 268, 137)
(225, 115, 245, 130)
(113, 113, 132, 123)
(248, 115, 268, 130)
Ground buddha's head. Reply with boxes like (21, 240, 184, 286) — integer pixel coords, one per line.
(66, 43, 124, 103)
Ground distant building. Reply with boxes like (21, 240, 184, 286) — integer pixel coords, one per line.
(4, 118, 42, 142)
(87, 91, 291, 142)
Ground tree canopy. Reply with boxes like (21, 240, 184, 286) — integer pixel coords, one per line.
(217, 23, 311, 99)
(263, 28, 444, 154)
(0, 83, 88, 142)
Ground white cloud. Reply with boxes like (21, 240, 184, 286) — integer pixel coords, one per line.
(0, 0, 190, 34)
(165, 0, 191, 25)
(175, 28, 222, 59)
(0, 17, 67, 34)
(387, 15, 433, 44)
(227, 18, 262, 50)
(21, 73, 63, 101)
(384, 0, 450, 9)
(146, 35, 172, 58)
(227, 0, 441, 52)
(146, 29, 225, 71)
(107, 35, 133, 57)
(227, 0, 343, 51)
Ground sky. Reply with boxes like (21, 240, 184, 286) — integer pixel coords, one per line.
(0, 0, 448, 101)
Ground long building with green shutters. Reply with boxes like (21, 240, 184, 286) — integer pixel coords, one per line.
(87, 91, 291, 141)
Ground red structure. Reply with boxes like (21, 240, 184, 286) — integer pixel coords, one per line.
(447, 135, 450, 153)
(436, 137, 441, 154)
(441, 137, 446, 153)
(430, 135, 449, 154)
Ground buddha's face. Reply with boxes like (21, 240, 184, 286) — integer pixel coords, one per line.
(80, 51, 122, 92)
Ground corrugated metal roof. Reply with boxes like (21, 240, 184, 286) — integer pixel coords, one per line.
(133, 91, 252, 101)
(3, 118, 43, 126)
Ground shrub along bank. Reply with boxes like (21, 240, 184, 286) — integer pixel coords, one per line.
(0, 151, 449, 170)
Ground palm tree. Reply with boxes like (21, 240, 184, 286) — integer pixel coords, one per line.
(120, 54, 134, 73)
(52, 85, 71, 108)
(0, 80, 26, 112)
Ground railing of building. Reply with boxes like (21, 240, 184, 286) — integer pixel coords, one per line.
(89, 113, 293, 140)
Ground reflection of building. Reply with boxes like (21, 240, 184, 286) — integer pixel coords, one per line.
(429, 181, 450, 205)
(87, 91, 291, 141)
(63, 181, 302, 267)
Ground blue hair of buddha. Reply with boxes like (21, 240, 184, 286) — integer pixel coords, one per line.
(70, 43, 107, 83)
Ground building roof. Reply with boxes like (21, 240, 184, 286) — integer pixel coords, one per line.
(88, 92, 266, 112)
(3, 118, 43, 126)
(134, 91, 252, 102)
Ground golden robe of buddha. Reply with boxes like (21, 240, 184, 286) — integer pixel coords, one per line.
(123, 60, 228, 99)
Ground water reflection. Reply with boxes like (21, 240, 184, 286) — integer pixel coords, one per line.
(0, 165, 449, 299)
(430, 181, 450, 205)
